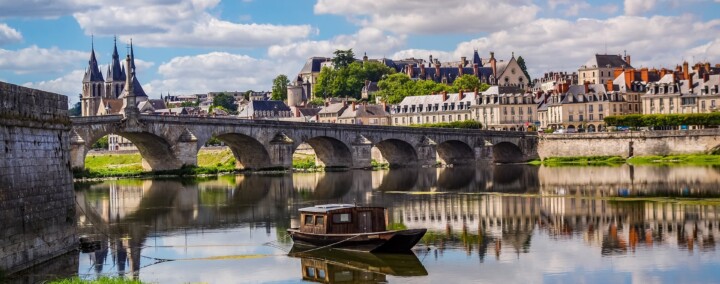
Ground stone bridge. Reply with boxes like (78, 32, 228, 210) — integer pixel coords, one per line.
(70, 113, 539, 171)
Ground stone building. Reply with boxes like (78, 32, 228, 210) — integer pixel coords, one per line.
(337, 102, 390, 125)
(317, 102, 348, 123)
(578, 54, 633, 85)
(471, 86, 541, 131)
(237, 100, 292, 119)
(390, 91, 477, 126)
(81, 38, 149, 116)
(642, 62, 720, 116)
(532, 71, 578, 92)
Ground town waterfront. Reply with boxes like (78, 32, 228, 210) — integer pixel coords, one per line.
(14, 165, 720, 283)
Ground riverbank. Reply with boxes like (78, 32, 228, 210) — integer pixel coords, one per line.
(530, 154, 720, 166)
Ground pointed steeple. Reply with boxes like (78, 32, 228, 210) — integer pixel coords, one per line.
(83, 37, 104, 83)
(129, 38, 136, 71)
(118, 39, 147, 98)
(472, 49, 482, 67)
(106, 36, 125, 82)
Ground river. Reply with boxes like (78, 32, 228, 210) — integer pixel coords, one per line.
(18, 165, 720, 283)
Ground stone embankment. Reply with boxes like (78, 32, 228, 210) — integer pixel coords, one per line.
(538, 130, 720, 158)
(0, 81, 76, 275)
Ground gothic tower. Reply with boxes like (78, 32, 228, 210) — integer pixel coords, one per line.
(81, 39, 104, 116)
(105, 36, 125, 99)
(118, 39, 148, 102)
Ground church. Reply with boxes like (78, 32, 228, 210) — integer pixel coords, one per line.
(80, 38, 157, 116)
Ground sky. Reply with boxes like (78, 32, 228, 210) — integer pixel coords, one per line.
(0, 0, 719, 106)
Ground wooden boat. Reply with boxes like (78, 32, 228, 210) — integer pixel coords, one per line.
(287, 204, 426, 253)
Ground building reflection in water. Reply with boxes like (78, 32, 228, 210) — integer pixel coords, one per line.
(74, 164, 720, 278)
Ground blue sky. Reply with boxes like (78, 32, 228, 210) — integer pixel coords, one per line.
(0, 0, 718, 106)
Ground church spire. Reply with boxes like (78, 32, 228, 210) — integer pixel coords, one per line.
(83, 37, 104, 83)
(130, 38, 136, 71)
(107, 35, 125, 82)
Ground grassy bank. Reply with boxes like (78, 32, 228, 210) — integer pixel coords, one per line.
(529, 156, 626, 166)
(531, 154, 720, 166)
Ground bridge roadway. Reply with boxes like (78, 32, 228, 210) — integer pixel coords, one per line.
(69, 114, 539, 171)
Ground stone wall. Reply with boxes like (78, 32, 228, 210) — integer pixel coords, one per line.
(538, 130, 720, 158)
(0, 81, 76, 275)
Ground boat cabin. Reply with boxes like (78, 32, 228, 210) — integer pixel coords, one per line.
(298, 204, 387, 234)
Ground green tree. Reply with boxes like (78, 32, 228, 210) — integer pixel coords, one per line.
(271, 74, 290, 101)
(180, 101, 198, 107)
(314, 66, 335, 98)
(362, 61, 395, 82)
(313, 60, 395, 99)
(68, 101, 81, 116)
(452, 74, 490, 92)
(92, 136, 109, 149)
(332, 49, 355, 69)
(517, 56, 531, 82)
(212, 92, 238, 113)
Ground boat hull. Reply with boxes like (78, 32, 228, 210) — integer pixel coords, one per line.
(287, 228, 427, 253)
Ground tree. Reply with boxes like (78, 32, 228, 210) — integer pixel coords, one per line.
(271, 75, 290, 101)
(314, 67, 335, 99)
(517, 56, 531, 82)
(92, 136, 108, 149)
(362, 61, 395, 82)
(212, 92, 238, 113)
(68, 101, 81, 116)
(313, 58, 395, 99)
(332, 49, 355, 69)
(452, 74, 490, 93)
(180, 101, 198, 107)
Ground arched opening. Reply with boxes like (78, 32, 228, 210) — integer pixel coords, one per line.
(302, 136, 352, 168)
(567, 125, 576, 133)
(213, 133, 272, 170)
(493, 142, 525, 164)
(587, 124, 596, 132)
(437, 140, 475, 165)
(374, 139, 418, 168)
(83, 131, 183, 171)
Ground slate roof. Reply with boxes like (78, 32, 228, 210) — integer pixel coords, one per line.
(117, 76, 148, 98)
(106, 40, 125, 82)
(99, 98, 123, 115)
(318, 102, 348, 114)
(148, 99, 166, 110)
(238, 100, 291, 117)
(299, 57, 330, 74)
(298, 107, 321, 117)
(407, 65, 494, 84)
(339, 104, 389, 118)
(582, 54, 633, 69)
(83, 48, 104, 83)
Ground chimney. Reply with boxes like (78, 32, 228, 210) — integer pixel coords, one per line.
(458, 64, 463, 76)
(473, 63, 479, 76)
(352, 101, 356, 111)
(461, 56, 467, 66)
(624, 69, 634, 87)
(688, 74, 694, 93)
(584, 81, 590, 94)
(441, 91, 448, 101)
(489, 52, 497, 79)
(407, 65, 414, 78)
(434, 62, 441, 79)
(324, 101, 329, 107)
(613, 68, 623, 80)
(429, 55, 433, 67)
(607, 79, 613, 92)
(624, 55, 631, 66)
(683, 61, 689, 80)
(660, 68, 667, 78)
(420, 64, 426, 78)
(459, 89, 464, 99)
(474, 88, 479, 100)
(638, 67, 648, 82)
(705, 62, 711, 73)
(704, 72, 710, 82)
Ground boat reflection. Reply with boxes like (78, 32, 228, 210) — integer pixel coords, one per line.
(289, 247, 428, 283)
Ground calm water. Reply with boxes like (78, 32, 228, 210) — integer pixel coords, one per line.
(28, 165, 720, 283)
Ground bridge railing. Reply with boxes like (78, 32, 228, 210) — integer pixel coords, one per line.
(70, 115, 123, 125)
(135, 114, 537, 137)
(540, 128, 720, 138)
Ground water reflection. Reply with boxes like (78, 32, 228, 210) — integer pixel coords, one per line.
(289, 249, 427, 283)
(69, 165, 720, 283)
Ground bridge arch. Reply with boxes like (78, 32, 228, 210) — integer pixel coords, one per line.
(213, 133, 272, 170)
(436, 140, 475, 165)
(301, 136, 353, 168)
(493, 141, 525, 163)
(80, 130, 185, 171)
(374, 139, 418, 167)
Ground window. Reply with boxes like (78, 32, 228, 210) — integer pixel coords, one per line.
(316, 216, 324, 225)
(333, 213, 351, 223)
(599, 114, 604, 120)
(589, 105, 593, 112)
(304, 215, 314, 225)
(306, 267, 316, 278)
(569, 114, 574, 122)
(318, 269, 326, 279)
(579, 114, 584, 121)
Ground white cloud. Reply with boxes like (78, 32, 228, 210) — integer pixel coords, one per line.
(0, 45, 86, 74)
(313, 0, 539, 34)
(145, 52, 292, 95)
(23, 69, 85, 105)
(0, 0, 100, 18)
(73, 0, 313, 48)
(267, 27, 405, 61)
(624, 0, 657, 15)
(390, 15, 720, 78)
(563, 2, 591, 17)
(0, 23, 22, 45)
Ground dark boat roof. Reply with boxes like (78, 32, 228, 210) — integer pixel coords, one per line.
(299, 204, 356, 213)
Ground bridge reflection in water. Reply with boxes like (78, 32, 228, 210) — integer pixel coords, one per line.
(73, 165, 720, 281)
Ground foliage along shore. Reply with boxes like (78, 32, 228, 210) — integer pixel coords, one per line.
(530, 154, 720, 166)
